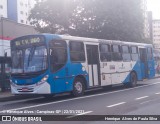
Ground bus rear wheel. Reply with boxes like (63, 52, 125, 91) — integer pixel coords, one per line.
(72, 78, 85, 97)
(129, 72, 137, 87)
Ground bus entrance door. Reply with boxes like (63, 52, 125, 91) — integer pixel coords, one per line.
(86, 45, 100, 87)
(139, 48, 148, 79)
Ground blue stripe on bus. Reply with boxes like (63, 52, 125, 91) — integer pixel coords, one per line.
(123, 61, 142, 84)
(11, 71, 49, 85)
(48, 63, 88, 93)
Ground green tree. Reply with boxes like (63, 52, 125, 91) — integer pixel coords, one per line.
(29, 0, 146, 43)
(29, 0, 76, 33)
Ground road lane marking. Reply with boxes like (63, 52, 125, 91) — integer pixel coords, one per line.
(107, 102, 126, 108)
(76, 111, 93, 115)
(4, 82, 160, 111)
(140, 98, 160, 105)
(66, 111, 93, 119)
(135, 96, 149, 100)
(140, 100, 152, 105)
(155, 92, 160, 95)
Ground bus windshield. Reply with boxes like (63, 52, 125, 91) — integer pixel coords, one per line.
(12, 46, 48, 73)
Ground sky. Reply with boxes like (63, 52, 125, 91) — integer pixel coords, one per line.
(147, 0, 160, 19)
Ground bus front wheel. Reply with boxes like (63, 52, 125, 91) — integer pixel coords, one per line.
(72, 78, 85, 97)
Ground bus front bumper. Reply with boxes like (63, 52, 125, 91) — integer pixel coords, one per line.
(10, 82, 51, 94)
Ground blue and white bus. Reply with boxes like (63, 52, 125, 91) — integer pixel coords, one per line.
(10, 34, 155, 97)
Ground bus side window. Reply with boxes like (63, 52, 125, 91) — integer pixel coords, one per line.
(49, 40, 67, 73)
(131, 46, 139, 61)
(148, 47, 153, 60)
(122, 45, 131, 62)
(99, 44, 111, 62)
(69, 41, 85, 62)
(111, 45, 122, 61)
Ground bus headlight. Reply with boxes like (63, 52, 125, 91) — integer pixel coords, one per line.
(36, 75, 49, 86)
(10, 80, 16, 87)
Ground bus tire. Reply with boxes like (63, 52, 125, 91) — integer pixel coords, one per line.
(72, 78, 85, 97)
(129, 72, 137, 87)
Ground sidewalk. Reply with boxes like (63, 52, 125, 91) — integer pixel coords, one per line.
(1, 74, 160, 102)
(0, 90, 16, 102)
(155, 74, 160, 78)
(0, 90, 13, 98)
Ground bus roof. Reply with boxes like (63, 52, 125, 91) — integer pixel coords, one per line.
(43, 33, 153, 47)
(11, 33, 153, 48)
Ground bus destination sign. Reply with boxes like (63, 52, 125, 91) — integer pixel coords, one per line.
(13, 36, 45, 47)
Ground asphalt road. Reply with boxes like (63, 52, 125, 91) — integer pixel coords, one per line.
(1, 78, 160, 124)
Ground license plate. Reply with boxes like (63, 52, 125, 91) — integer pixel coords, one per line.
(22, 88, 29, 91)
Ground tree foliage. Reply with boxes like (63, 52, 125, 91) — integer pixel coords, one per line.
(29, 0, 146, 42)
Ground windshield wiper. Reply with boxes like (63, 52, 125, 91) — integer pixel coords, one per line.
(28, 47, 36, 66)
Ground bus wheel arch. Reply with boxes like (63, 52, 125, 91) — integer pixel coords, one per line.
(72, 75, 86, 97)
(129, 71, 137, 87)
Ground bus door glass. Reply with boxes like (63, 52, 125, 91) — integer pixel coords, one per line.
(139, 48, 148, 79)
(49, 40, 67, 93)
(86, 45, 100, 87)
(147, 48, 155, 78)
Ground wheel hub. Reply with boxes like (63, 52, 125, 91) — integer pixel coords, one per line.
(75, 82, 82, 93)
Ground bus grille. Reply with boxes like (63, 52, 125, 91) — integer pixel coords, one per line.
(17, 88, 34, 92)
